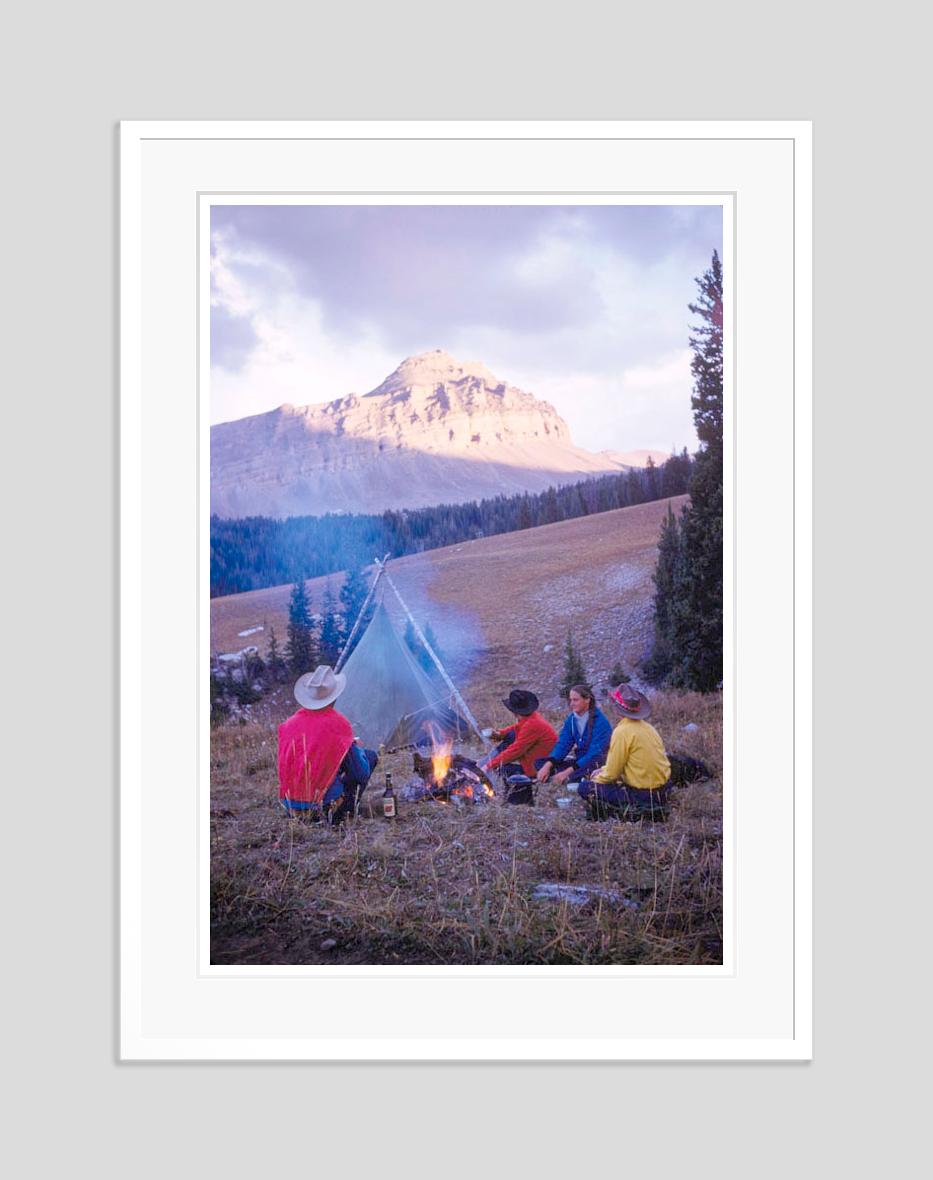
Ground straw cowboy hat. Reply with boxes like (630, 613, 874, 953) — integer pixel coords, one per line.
(608, 683, 652, 720)
(501, 688, 539, 717)
(294, 664, 347, 710)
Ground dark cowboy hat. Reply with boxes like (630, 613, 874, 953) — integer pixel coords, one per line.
(608, 683, 652, 720)
(501, 688, 539, 716)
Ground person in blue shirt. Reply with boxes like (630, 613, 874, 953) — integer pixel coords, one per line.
(534, 683, 612, 786)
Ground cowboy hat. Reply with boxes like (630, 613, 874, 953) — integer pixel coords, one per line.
(608, 683, 652, 719)
(501, 688, 539, 716)
(294, 664, 347, 710)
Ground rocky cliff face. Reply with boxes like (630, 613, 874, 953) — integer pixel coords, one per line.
(211, 350, 630, 518)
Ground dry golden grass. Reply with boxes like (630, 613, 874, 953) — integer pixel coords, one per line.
(210, 688, 722, 966)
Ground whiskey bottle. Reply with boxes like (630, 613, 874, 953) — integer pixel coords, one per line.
(382, 772, 397, 819)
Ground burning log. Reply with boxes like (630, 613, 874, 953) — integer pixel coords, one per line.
(412, 747, 496, 804)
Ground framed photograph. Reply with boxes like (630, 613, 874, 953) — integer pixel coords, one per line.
(121, 119, 811, 1059)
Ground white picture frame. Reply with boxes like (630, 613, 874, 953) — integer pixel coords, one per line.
(121, 119, 811, 1060)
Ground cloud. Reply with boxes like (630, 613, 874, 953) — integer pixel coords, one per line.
(209, 204, 721, 449)
(211, 305, 260, 373)
(529, 351, 696, 454)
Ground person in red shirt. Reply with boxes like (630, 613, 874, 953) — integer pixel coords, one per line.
(483, 689, 558, 782)
(278, 664, 378, 825)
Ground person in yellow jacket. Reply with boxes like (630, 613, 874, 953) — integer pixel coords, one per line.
(577, 684, 672, 820)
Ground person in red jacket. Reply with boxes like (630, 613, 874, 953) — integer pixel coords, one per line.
(483, 689, 558, 781)
(278, 664, 378, 825)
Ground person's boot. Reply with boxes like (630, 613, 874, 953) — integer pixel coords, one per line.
(326, 796, 349, 826)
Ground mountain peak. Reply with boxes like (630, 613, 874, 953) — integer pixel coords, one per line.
(211, 351, 636, 518)
(367, 350, 502, 397)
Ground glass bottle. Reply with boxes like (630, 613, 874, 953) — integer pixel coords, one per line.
(382, 772, 397, 819)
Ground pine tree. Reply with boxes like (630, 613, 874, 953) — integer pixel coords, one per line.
(338, 565, 371, 659)
(644, 455, 660, 500)
(672, 454, 723, 690)
(266, 624, 287, 683)
(646, 250, 723, 690)
(689, 250, 724, 454)
(608, 661, 630, 686)
(560, 630, 588, 697)
(677, 250, 724, 690)
(285, 577, 316, 674)
(542, 486, 560, 525)
(319, 581, 343, 666)
(644, 503, 683, 683)
(404, 618, 442, 676)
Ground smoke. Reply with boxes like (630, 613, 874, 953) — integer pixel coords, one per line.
(376, 561, 485, 680)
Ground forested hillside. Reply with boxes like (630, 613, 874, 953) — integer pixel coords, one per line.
(211, 450, 692, 596)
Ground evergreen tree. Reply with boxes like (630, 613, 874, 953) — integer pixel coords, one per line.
(608, 661, 630, 686)
(404, 618, 443, 676)
(661, 447, 692, 497)
(644, 503, 683, 683)
(266, 624, 287, 683)
(689, 250, 724, 453)
(672, 454, 723, 690)
(285, 577, 316, 674)
(644, 455, 660, 500)
(646, 250, 723, 690)
(542, 486, 560, 525)
(677, 249, 724, 690)
(319, 582, 344, 666)
(338, 565, 372, 661)
(560, 630, 588, 697)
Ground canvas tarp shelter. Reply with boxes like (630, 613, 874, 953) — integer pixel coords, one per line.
(336, 601, 469, 750)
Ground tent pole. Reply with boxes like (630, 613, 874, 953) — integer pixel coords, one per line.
(377, 559, 491, 749)
(334, 556, 387, 673)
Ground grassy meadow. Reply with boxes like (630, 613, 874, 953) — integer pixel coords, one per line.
(211, 498, 723, 966)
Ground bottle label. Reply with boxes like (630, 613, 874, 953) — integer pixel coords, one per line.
(383, 798, 396, 818)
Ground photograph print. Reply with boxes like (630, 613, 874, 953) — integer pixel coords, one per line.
(208, 200, 725, 967)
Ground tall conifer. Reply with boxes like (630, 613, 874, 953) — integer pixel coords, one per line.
(319, 582, 343, 666)
(647, 250, 723, 690)
(338, 565, 372, 660)
(266, 623, 287, 683)
(560, 630, 588, 697)
(285, 577, 316, 674)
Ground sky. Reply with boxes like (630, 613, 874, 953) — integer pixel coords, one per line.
(210, 204, 722, 454)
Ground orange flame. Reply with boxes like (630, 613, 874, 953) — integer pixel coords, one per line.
(426, 723, 454, 785)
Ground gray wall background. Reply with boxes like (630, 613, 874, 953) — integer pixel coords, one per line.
(5, 2, 926, 1174)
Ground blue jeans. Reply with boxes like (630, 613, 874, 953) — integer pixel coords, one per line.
(577, 780, 672, 820)
(533, 756, 603, 784)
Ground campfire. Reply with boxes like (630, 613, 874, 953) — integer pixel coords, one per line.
(411, 725, 495, 804)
